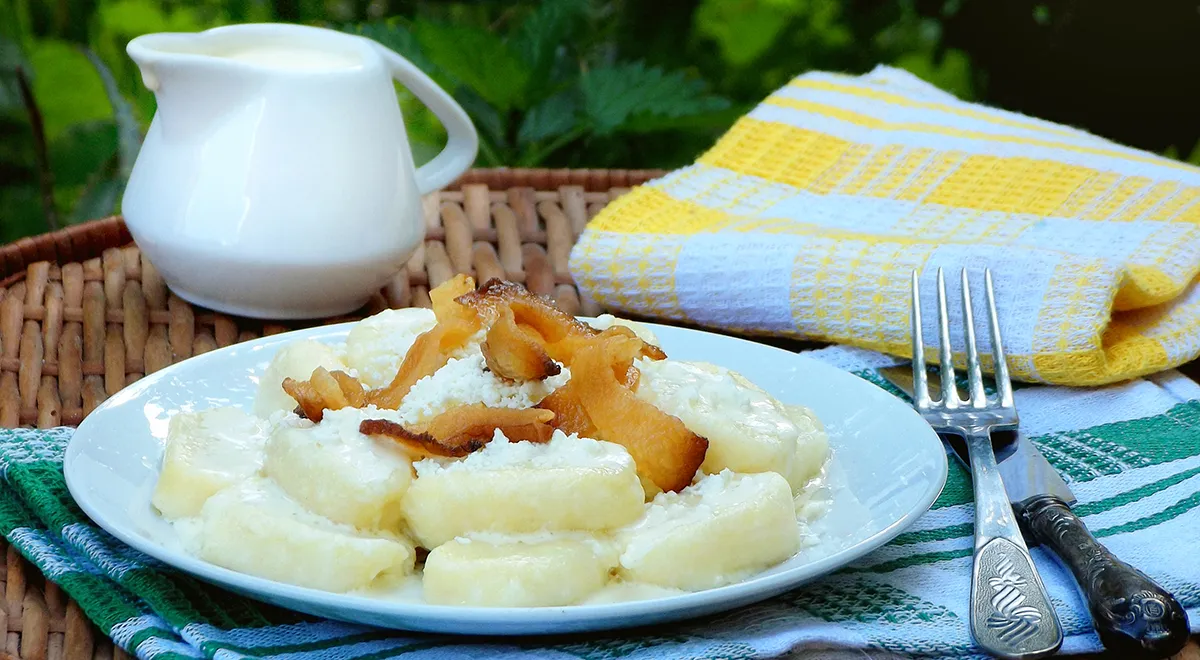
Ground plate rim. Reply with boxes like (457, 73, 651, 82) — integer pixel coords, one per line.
(64, 320, 948, 633)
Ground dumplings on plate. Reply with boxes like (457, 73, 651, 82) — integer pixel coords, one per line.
(151, 278, 831, 606)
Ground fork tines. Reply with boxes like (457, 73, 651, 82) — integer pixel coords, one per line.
(910, 268, 1014, 411)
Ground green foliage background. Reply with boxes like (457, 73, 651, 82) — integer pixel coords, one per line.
(2, 0, 1198, 243)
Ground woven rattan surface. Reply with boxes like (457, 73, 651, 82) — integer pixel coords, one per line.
(0, 166, 1193, 660)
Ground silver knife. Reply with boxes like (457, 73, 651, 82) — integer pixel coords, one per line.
(880, 366, 1190, 659)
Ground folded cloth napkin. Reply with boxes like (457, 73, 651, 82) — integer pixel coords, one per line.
(5, 346, 1199, 659)
(569, 65, 1200, 387)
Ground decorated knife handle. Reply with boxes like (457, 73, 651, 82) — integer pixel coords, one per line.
(1020, 495, 1190, 658)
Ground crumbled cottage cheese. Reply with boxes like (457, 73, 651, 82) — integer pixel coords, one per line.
(343, 308, 438, 388)
(397, 348, 570, 424)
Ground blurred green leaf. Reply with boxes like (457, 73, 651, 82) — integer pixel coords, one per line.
(346, 21, 437, 75)
(0, 37, 28, 110)
(396, 88, 446, 167)
(28, 39, 111, 141)
(454, 86, 507, 152)
(452, 93, 505, 166)
(57, 0, 99, 42)
(694, 0, 790, 66)
(518, 91, 577, 145)
(83, 47, 140, 176)
(97, 0, 218, 37)
(408, 136, 442, 168)
(0, 32, 27, 70)
(48, 119, 115, 185)
(581, 62, 729, 135)
(70, 172, 122, 223)
(413, 19, 529, 112)
(0, 185, 45, 242)
(511, 0, 587, 88)
(621, 102, 747, 134)
(0, 0, 34, 50)
(0, 114, 35, 169)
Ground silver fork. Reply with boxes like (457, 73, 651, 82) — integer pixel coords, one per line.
(911, 267, 1064, 659)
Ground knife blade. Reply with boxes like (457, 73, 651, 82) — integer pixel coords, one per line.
(879, 365, 1189, 659)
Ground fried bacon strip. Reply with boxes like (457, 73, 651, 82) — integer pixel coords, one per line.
(360, 404, 555, 458)
(541, 333, 706, 492)
(459, 279, 592, 340)
(367, 274, 481, 409)
(359, 419, 473, 458)
(479, 306, 561, 381)
(458, 279, 564, 381)
(427, 404, 555, 446)
(535, 386, 594, 437)
(283, 367, 367, 422)
(283, 274, 669, 463)
(537, 357, 639, 437)
(331, 370, 368, 407)
(458, 278, 667, 368)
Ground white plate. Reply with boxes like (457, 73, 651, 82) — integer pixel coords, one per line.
(64, 321, 946, 635)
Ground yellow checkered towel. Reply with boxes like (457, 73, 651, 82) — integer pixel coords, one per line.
(568, 66, 1200, 386)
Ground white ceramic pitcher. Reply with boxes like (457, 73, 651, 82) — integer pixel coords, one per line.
(122, 23, 477, 319)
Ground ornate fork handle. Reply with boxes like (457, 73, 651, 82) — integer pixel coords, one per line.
(1021, 496, 1190, 658)
(964, 427, 1063, 659)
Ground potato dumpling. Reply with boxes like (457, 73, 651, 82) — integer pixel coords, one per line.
(634, 359, 828, 491)
(343, 308, 437, 388)
(401, 430, 645, 548)
(423, 536, 616, 607)
(254, 340, 347, 417)
(152, 407, 269, 519)
(618, 471, 799, 591)
(196, 478, 415, 593)
(265, 408, 413, 531)
(785, 404, 829, 487)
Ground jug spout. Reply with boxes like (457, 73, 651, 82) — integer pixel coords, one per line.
(126, 33, 179, 93)
(127, 33, 265, 139)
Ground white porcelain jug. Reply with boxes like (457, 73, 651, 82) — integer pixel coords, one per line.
(122, 23, 477, 319)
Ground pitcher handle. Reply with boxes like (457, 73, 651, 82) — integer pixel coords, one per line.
(374, 45, 478, 194)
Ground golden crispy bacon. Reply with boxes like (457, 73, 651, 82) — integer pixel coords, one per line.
(539, 333, 706, 492)
(479, 306, 562, 381)
(358, 419, 475, 458)
(536, 354, 640, 438)
(360, 404, 556, 458)
(283, 274, 686, 494)
(458, 278, 666, 371)
(283, 367, 367, 422)
(426, 404, 556, 447)
(459, 279, 598, 345)
(367, 274, 481, 409)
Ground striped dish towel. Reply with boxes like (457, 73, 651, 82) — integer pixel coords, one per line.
(6, 345, 1198, 659)
(569, 66, 1200, 386)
